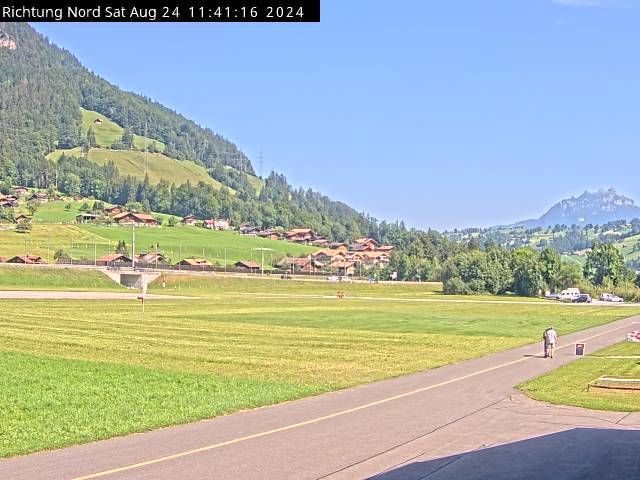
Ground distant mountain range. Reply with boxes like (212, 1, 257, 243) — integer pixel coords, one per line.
(513, 188, 640, 228)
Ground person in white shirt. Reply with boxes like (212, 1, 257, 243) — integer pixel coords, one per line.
(545, 326, 558, 358)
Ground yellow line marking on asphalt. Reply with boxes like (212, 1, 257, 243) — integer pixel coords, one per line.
(69, 321, 635, 480)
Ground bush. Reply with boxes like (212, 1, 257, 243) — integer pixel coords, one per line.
(443, 277, 470, 295)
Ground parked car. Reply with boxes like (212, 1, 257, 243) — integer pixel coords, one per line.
(545, 293, 561, 300)
(327, 275, 339, 282)
(601, 293, 624, 303)
(280, 273, 292, 280)
(573, 294, 592, 303)
(339, 276, 352, 283)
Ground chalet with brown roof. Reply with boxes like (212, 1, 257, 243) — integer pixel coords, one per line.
(112, 212, 158, 226)
(7, 255, 46, 264)
(13, 186, 27, 196)
(377, 245, 395, 252)
(354, 238, 379, 247)
(278, 257, 323, 273)
(329, 242, 348, 251)
(239, 224, 259, 235)
(0, 256, 7, 263)
(311, 249, 346, 263)
(178, 258, 213, 267)
(310, 238, 330, 248)
(105, 205, 124, 215)
(98, 253, 132, 265)
(234, 260, 260, 272)
(285, 228, 316, 244)
(28, 192, 49, 203)
(329, 260, 356, 276)
(14, 214, 28, 223)
(136, 252, 167, 265)
(182, 214, 197, 225)
(94, 118, 103, 125)
(0, 197, 18, 208)
(257, 229, 284, 240)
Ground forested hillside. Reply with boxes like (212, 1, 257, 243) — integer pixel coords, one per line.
(0, 22, 378, 241)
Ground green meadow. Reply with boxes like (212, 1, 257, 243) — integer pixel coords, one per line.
(519, 341, 640, 412)
(1, 270, 639, 456)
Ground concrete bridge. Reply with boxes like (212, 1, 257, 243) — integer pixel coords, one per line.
(101, 268, 162, 289)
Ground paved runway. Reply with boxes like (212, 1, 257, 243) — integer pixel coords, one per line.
(1, 315, 639, 480)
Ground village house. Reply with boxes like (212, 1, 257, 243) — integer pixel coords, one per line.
(178, 257, 213, 267)
(104, 205, 124, 216)
(285, 228, 316, 244)
(257, 229, 284, 241)
(0, 197, 18, 208)
(135, 252, 167, 265)
(28, 191, 49, 203)
(329, 260, 356, 276)
(239, 224, 259, 235)
(0, 256, 7, 263)
(94, 118, 103, 125)
(7, 255, 46, 264)
(13, 186, 28, 196)
(311, 249, 346, 264)
(181, 214, 198, 226)
(377, 245, 395, 253)
(234, 260, 261, 272)
(310, 238, 331, 248)
(14, 214, 28, 223)
(97, 253, 132, 266)
(278, 257, 323, 273)
(203, 218, 230, 230)
(329, 242, 348, 251)
(75, 213, 100, 224)
(112, 212, 158, 226)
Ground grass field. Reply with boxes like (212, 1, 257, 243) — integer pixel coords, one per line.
(0, 266, 120, 291)
(2, 272, 639, 456)
(80, 108, 166, 152)
(48, 148, 224, 190)
(519, 341, 640, 412)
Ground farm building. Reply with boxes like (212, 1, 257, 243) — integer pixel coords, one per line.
(112, 212, 158, 226)
(203, 218, 230, 230)
(239, 224, 259, 235)
(104, 205, 124, 215)
(182, 214, 198, 225)
(28, 192, 49, 203)
(76, 213, 100, 224)
(13, 186, 27, 196)
(257, 229, 284, 240)
(98, 253, 132, 265)
(178, 258, 213, 267)
(285, 228, 316, 243)
(234, 260, 260, 272)
(7, 255, 46, 264)
(136, 252, 168, 265)
(14, 214, 28, 223)
(278, 258, 323, 273)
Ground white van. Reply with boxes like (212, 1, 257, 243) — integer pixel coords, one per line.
(560, 288, 581, 301)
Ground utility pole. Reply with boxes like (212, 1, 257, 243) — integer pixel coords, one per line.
(132, 223, 136, 268)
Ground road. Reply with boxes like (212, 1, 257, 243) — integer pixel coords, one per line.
(1, 315, 639, 480)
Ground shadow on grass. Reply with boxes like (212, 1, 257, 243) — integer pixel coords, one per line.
(370, 428, 640, 480)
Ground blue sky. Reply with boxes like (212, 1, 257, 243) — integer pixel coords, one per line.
(34, 0, 640, 230)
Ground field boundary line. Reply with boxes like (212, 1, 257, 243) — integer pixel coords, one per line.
(68, 321, 635, 480)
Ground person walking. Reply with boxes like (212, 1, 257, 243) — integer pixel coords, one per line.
(546, 326, 558, 358)
(542, 327, 550, 358)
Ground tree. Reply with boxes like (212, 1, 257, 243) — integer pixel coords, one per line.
(167, 216, 178, 227)
(556, 262, 583, 291)
(539, 247, 562, 291)
(86, 126, 96, 149)
(584, 243, 627, 286)
(26, 200, 39, 216)
(53, 249, 72, 263)
(116, 240, 128, 256)
(78, 201, 90, 212)
(511, 248, 543, 297)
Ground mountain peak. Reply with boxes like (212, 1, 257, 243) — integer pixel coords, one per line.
(515, 188, 640, 228)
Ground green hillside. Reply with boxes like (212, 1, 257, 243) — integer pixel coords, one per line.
(48, 148, 225, 190)
(81, 108, 166, 152)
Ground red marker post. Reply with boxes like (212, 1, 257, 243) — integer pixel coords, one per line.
(137, 295, 145, 314)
